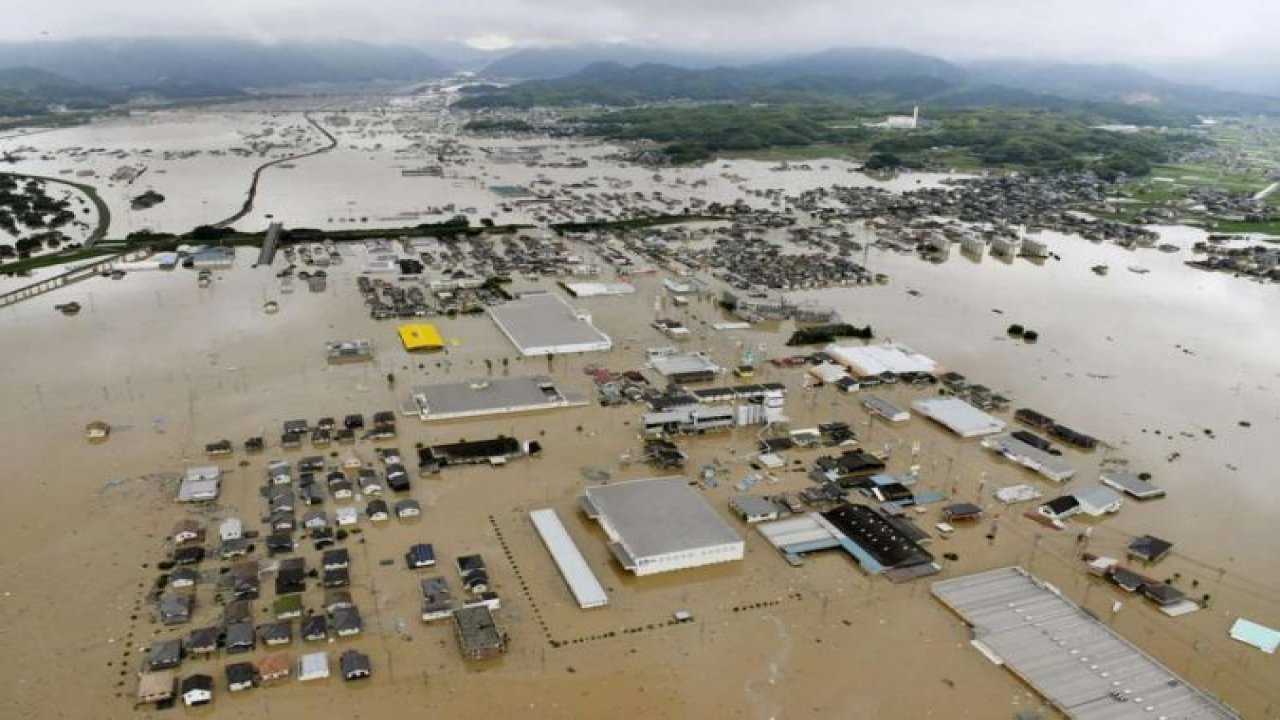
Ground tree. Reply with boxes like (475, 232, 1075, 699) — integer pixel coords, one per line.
(863, 152, 903, 171)
(1007, 324, 1025, 336)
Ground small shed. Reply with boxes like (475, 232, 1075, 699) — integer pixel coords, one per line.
(218, 517, 243, 541)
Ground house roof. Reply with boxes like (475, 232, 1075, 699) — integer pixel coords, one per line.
(255, 653, 292, 679)
(1128, 534, 1173, 560)
(180, 674, 213, 693)
(137, 671, 175, 700)
(187, 626, 219, 649)
(225, 662, 255, 685)
(340, 649, 371, 676)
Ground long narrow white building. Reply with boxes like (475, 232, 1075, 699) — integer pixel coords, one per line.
(529, 509, 608, 609)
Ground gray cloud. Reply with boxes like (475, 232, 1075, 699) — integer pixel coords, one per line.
(5, 0, 1278, 62)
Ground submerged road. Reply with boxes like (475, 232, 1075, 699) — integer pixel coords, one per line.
(212, 112, 338, 229)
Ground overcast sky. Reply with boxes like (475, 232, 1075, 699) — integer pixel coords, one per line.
(4, 0, 1278, 63)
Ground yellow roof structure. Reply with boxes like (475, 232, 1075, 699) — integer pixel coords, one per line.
(398, 324, 445, 352)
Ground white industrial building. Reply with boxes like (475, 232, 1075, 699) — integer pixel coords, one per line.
(529, 509, 608, 609)
(825, 343, 938, 377)
(912, 397, 1005, 437)
(581, 478, 744, 576)
(488, 292, 612, 356)
(642, 390, 786, 436)
(981, 433, 1076, 482)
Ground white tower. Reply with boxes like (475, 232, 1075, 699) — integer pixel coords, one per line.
(912, 106, 920, 129)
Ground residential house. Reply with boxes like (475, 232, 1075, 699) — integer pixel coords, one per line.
(322, 548, 349, 570)
(298, 652, 330, 682)
(225, 662, 256, 692)
(420, 576, 454, 621)
(340, 650, 372, 681)
(221, 599, 253, 627)
(258, 621, 292, 646)
(147, 639, 184, 670)
(159, 593, 192, 626)
(356, 469, 382, 496)
(275, 557, 307, 595)
(254, 653, 291, 684)
(301, 614, 328, 642)
(168, 567, 199, 589)
(386, 464, 410, 492)
(266, 532, 294, 555)
(224, 621, 256, 655)
(332, 607, 363, 637)
(267, 460, 292, 485)
(137, 671, 176, 704)
(335, 506, 359, 526)
(302, 510, 328, 532)
(180, 674, 214, 707)
(273, 594, 304, 620)
(366, 499, 390, 522)
(187, 626, 219, 656)
(172, 546, 205, 566)
(1037, 495, 1081, 522)
(172, 519, 204, 544)
(395, 499, 421, 518)
(1072, 485, 1123, 516)
(323, 589, 353, 613)
(322, 567, 350, 588)
(1128, 534, 1174, 563)
(729, 495, 781, 524)
(405, 543, 436, 569)
(219, 517, 244, 542)
(219, 537, 251, 560)
(331, 479, 355, 500)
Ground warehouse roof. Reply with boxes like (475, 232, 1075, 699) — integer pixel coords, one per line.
(933, 567, 1239, 720)
(489, 292, 612, 356)
(912, 397, 1006, 437)
(582, 478, 741, 561)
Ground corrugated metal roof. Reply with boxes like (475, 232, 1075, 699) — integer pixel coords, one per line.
(529, 509, 608, 609)
(933, 567, 1239, 719)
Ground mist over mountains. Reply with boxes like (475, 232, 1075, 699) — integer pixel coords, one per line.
(0, 37, 1275, 118)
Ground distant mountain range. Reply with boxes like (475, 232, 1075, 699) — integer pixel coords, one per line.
(0, 66, 122, 116)
(460, 47, 1280, 119)
(1, 37, 1277, 120)
(0, 38, 452, 91)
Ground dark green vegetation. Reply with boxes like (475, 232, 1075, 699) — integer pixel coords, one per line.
(463, 118, 534, 133)
(580, 103, 1203, 175)
(0, 173, 85, 258)
(0, 67, 121, 117)
(786, 324, 875, 346)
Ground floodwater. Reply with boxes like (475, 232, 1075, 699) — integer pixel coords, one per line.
(1, 102, 1278, 720)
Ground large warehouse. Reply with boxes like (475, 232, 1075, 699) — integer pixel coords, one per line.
(825, 342, 938, 377)
(581, 478, 744, 576)
(489, 292, 612, 356)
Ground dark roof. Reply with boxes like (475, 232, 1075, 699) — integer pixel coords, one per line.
(322, 548, 349, 567)
(187, 626, 219, 650)
(821, 503, 934, 569)
(225, 662, 255, 685)
(1128, 534, 1173, 561)
(181, 674, 213, 693)
(148, 639, 183, 669)
(1043, 495, 1080, 514)
(1141, 582, 1187, 606)
(419, 436, 522, 466)
(340, 649, 371, 678)
(942, 502, 983, 520)
(301, 614, 328, 639)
